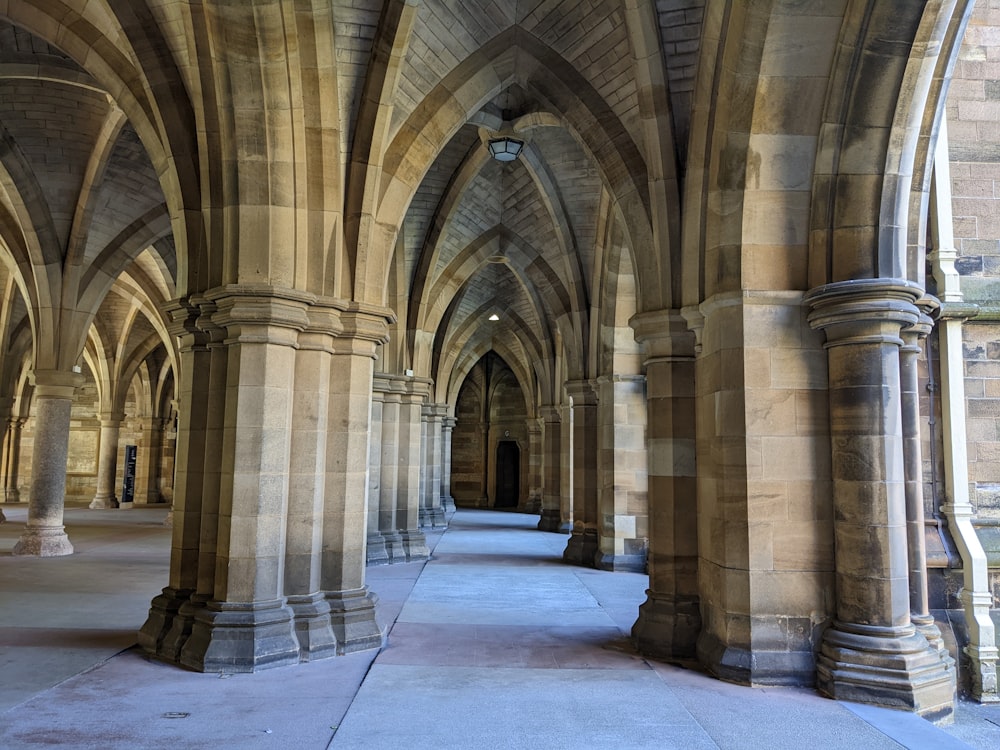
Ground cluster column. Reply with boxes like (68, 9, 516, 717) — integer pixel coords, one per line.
(526, 417, 543, 514)
(134, 417, 167, 505)
(397, 378, 429, 560)
(629, 310, 700, 659)
(2, 416, 26, 503)
(594, 374, 648, 572)
(177, 290, 305, 671)
(563, 380, 598, 566)
(12, 369, 84, 556)
(440, 415, 456, 513)
(420, 403, 447, 528)
(536, 406, 562, 532)
(320, 308, 389, 652)
(805, 280, 955, 720)
(139, 299, 217, 659)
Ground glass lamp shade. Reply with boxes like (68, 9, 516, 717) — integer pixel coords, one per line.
(487, 136, 524, 162)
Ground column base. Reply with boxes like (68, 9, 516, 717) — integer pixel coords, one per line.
(89, 494, 119, 509)
(12, 525, 73, 556)
(382, 531, 407, 563)
(595, 546, 648, 573)
(325, 586, 384, 654)
(401, 529, 429, 562)
(366, 533, 390, 566)
(632, 591, 700, 661)
(5, 488, 20, 502)
(179, 599, 301, 673)
(159, 595, 207, 662)
(138, 586, 195, 657)
(697, 627, 817, 686)
(816, 622, 956, 721)
(537, 508, 562, 533)
(441, 495, 456, 513)
(418, 506, 447, 529)
(287, 593, 339, 661)
(562, 528, 598, 567)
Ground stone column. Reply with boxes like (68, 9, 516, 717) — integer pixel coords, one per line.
(3, 417, 25, 503)
(441, 415, 456, 513)
(397, 379, 429, 560)
(537, 406, 562, 532)
(133, 417, 166, 505)
(563, 380, 598, 567)
(525, 417, 543, 514)
(900, 306, 946, 656)
(478, 422, 490, 507)
(421, 403, 446, 527)
(559, 403, 573, 532)
(178, 291, 303, 672)
(805, 279, 955, 720)
(284, 314, 337, 659)
(378, 378, 405, 561)
(90, 414, 124, 509)
(140, 300, 219, 661)
(321, 310, 392, 653)
(0, 399, 9, 523)
(630, 310, 700, 659)
(13, 370, 84, 556)
(366, 387, 389, 565)
(594, 374, 648, 572)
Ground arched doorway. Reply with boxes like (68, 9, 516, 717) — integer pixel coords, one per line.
(494, 441, 520, 508)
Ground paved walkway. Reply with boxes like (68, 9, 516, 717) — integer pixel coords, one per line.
(1, 505, 999, 748)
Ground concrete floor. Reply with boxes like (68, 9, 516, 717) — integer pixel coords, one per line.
(1, 505, 999, 749)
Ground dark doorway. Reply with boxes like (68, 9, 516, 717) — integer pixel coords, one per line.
(495, 441, 520, 508)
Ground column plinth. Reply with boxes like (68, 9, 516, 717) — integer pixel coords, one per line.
(179, 599, 300, 673)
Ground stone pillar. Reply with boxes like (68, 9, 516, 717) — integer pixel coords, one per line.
(0, 399, 9, 523)
(563, 380, 598, 567)
(2, 417, 25, 504)
(441, 415, 456, 513)
(13, 370, 83, 556)
(525, 417, 543, 514)
(421, 403, 447, 527)
(321, 310, 391, 653)
(900, 306, 946, 656)
(90, 415, 123, 509)
(378, 378, 405, 561)
(397, 379, 429, 560)
(366, 387, 389, 565)
(140, 300, 219, 661)
(478, 422, 490, 507)
(805, 279, 955, 721)
(594, 374, 648, 572)
(284, 315, 337, 659)
(559, 403, 573, 532)
(177, 291, 302, 673)
(537, 406, 562, 532)
(133, 417, 166, 505)
(630, 310, 700, 659)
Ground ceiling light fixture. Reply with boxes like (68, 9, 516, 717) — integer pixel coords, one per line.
(488, 313, 500, 321)
(487, 136, 524, 162)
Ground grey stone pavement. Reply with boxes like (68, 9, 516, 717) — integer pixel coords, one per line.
(1, 505, 999, 749)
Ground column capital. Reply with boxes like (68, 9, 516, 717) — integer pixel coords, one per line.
(539, 404, 561, 423)
(30, 369, 84, 399)
(564, 379, 597, 405)
(804, 278, 922, 348)
(630, 308, 696, 359)
(441, 416, 457, 430)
